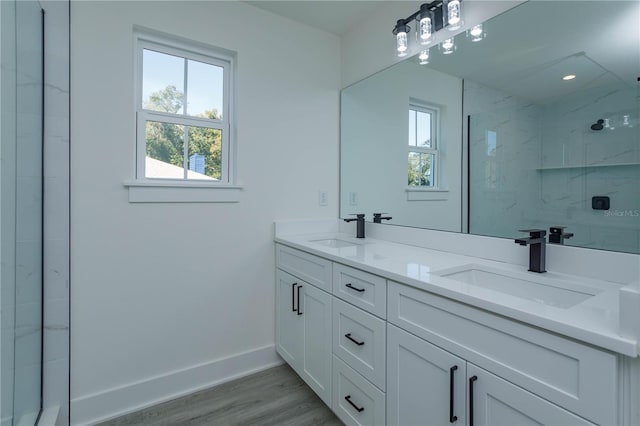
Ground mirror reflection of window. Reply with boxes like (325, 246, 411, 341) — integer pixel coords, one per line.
(408, 103, 439, 187)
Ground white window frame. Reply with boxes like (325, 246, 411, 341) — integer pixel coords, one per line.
(126, 29, 240, 202)
(408, 102, 440, 189)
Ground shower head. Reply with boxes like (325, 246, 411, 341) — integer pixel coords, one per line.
(590, 119, 604, 131)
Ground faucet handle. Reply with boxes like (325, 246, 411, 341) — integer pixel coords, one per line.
(344, 213, 365, 223)
(518, 229, 547, 238)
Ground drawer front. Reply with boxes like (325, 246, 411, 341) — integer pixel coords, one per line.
(332, 355, 385, 426)
(333, 298, 386, 391)
(387, 281, 618, 425)
(333, 263, 386, 318)
(276, 244, 332, 292)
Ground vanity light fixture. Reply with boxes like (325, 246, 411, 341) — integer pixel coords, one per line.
(392, 0, 463, 58)
(444, 0, 463, 30)
(562, 74, 576, 81)
(468, 24, 485, 42)
(417, 5, 435, 45)
(440, 37, 456, 54)
(393, 19, 410, 57)
(419, 49, 430, 64)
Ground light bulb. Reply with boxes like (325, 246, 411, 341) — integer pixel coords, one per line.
(441, 37, 455, 54)
(419, 49, 430, 65)
(396, 31, 408, 57)
(446, 0, 462, 30)
(469, 24, 484, 42)
(419, 16, 433, 44)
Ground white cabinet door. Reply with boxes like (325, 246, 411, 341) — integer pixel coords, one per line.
(275, 270, 303, 369)
(300, 282, 333, 406)
(387, 324, 466, 426)
(467, 364, 594, 426)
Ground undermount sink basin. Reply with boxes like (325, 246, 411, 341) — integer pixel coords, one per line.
(309, 238, 360, 249)
(434, 264, 602, 309)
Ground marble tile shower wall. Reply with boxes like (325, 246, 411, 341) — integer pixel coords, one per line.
(14, 0, 44, 420)
(465, 80, 543, 239)
(42, 1, 70, 423)
(540, 81, 640, 253)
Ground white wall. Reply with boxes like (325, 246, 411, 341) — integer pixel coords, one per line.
(70, 1, 340, 424)
(341, 61, 462, 231)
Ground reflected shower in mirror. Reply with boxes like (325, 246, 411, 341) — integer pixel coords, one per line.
(340, 1, 639, 254)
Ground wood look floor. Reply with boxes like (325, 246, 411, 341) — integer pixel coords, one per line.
(99, 364, 343, 426)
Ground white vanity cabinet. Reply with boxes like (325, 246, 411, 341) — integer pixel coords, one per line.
(387, 324, 594, 426)
(275, 241, 630, 426)
(275, 246, 333, 406)
(387, 324, 467, 426)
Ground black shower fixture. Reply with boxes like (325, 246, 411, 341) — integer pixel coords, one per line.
(590, 119, 604, 131)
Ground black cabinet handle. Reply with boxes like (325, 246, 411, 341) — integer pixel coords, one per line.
(291, 283, 297, 312)
(345, 333, 365, 346)
(344, 395, 364, 413)
(296, 285, 303, 315)
(449, 366, 458, 423)
(345, 283, 365, 293)
(469, 375, 478, 426)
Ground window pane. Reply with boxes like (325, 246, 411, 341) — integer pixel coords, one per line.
(416, 111, 432, 148)
(187, 125, 222, 180)
(143, 49, 185, 114)
(408, 110, 416, 146)
(145, 120, 185, 179)
(187, 59, 224, 119)
(408, 152, 434, 187)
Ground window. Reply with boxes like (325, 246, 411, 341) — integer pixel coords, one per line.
(135, 32, 235, 184)
(408, 103, 439, 188)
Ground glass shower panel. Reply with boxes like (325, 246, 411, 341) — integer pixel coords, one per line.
(13, 0, 44, 423)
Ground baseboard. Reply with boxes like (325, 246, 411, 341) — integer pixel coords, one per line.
(71, 345, 283, 425)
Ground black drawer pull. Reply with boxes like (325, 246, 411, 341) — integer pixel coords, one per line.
(344, 395, 364, 412)
(345, 283, 365, 293)
(469, 375, 478, 426)
(297, 285, 303, 315)
(449, 365, 458, 423)
(345, 333, 365, 346)
(291, 283, 297, 312)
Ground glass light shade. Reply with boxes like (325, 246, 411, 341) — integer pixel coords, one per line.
(445, 0, 462, 30)
(441, 37, 455, 54)
(397, 31, 408, 57)
(418, 49, 430, 65)
(623, 115, 630, 126)
(468, 24, 485, 42)
(418, 15, 433, 45)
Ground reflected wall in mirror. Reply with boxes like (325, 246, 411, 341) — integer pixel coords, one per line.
(340, 0, 640, 254)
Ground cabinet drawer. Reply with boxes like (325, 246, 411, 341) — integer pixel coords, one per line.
(332, 355, 385, 426)
(387, 281, 618, 425)
(333, 263, 386, 318)
(276, 244, 332, 293)
(333, 298, 386, 391)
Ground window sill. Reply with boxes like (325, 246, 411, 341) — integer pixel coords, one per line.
(124, 180, 243, 203)
(405, 187, 449, 201)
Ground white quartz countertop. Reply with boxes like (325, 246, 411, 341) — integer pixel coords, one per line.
(275, 232, 638, 357)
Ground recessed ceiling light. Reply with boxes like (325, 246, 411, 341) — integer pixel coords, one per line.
(562, 74, 576, 81)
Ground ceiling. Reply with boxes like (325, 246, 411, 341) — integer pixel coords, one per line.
(244, 1, 390, 35)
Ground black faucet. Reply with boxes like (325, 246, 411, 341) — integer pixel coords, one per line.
(373, 213, 392, 224)
(344, 214, 366, 238)
(514, 229, 547, 273)
(549, 226, 574, 245)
